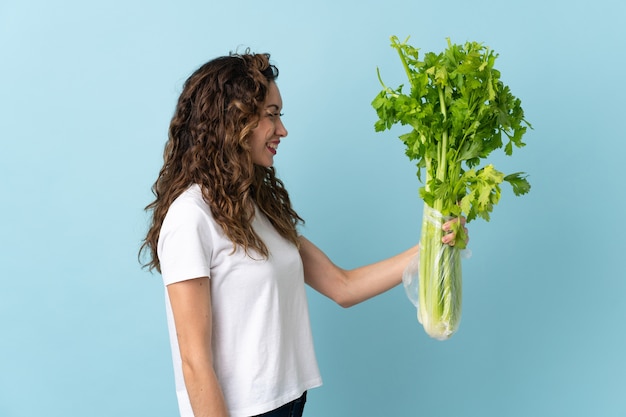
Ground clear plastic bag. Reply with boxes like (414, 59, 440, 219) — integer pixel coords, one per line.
(403, 204, 470, 340)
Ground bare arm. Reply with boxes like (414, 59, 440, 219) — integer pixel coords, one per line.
(167, 277, 229, 417)
(299, 236, 419, 308)
(300, 218, 467, 308)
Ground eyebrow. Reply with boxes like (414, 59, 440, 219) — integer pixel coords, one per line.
(265, 104, 281, 111)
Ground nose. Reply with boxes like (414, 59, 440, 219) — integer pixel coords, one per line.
(276, 117, 288, 137)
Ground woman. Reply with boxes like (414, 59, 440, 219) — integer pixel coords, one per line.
(140, 51, 465, 417)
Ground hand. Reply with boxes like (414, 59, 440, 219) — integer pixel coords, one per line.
(441, 217, 469, 248)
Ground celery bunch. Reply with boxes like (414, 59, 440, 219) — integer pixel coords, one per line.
(373, 36, 531, 340)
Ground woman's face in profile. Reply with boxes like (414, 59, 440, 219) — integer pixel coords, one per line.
(248, 81, 288, 167)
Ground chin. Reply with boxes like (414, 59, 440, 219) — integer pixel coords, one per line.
(253, 160, 274, 168)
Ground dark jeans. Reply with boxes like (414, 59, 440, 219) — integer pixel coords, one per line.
(253, 391, 307, 417)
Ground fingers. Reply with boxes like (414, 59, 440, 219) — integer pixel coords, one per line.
(441, 217, 469, 247)
(442, 232, 456, 246)
(442, 217, 466, 232)
(441, 227, 469, 245)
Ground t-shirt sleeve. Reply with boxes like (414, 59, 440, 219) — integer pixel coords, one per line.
(157, 200, 213, 286)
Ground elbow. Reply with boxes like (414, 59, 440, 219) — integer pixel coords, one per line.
(310, 268, 361, 308)
(181, 355, 209, 378)
(337, 299, 356, 309)
(332, 271, 361, 308)
(179, 347, 214, 379)
(333, 291, 359, 309)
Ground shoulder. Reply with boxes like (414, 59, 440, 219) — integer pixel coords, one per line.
(162, 185, 212, 226)
(159, 185, 216, 248)
(157, 185, 215, 283)
(168, 184, 208, 214)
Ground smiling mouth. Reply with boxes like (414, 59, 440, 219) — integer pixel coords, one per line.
(267, 143, 278, 155)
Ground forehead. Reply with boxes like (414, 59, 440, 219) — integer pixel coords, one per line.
(265, 81, 283, 108)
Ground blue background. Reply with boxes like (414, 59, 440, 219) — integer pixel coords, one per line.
(1, 0, 625, 416)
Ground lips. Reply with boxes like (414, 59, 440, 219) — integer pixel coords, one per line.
(267, 141, 278, 155)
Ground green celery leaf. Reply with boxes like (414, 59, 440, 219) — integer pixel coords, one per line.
(504, 172, 531, 196)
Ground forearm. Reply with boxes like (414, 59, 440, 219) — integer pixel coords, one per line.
(182, 360, 229, 417)
(300, 236, 418, 308)
(342, 243, 419, 306)
(167, 278, 229, 417)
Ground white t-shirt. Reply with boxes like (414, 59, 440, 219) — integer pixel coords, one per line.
(157, 184, 322, 417)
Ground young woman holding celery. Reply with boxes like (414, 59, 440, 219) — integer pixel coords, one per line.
(140, 51, 467, 417)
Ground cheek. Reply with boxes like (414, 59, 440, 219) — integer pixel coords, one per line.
(254, 125, 272, 144)
(250, 133, 265, 150)
(248, 129, 270, 156)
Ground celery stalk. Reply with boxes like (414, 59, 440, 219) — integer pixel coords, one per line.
(417, 204, 462, 340)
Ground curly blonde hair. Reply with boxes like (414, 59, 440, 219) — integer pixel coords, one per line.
(140, 52, 303, 272)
